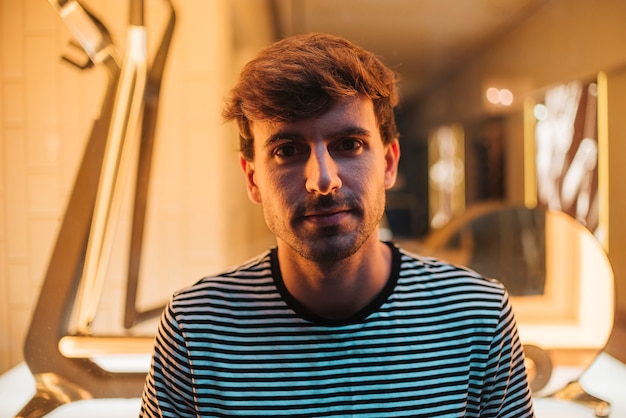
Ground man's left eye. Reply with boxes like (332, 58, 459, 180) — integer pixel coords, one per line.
(337, 138, 363, 153)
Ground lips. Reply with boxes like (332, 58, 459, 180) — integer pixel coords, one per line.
(302, 208, 352, 227)
(294, 194, 360, 227)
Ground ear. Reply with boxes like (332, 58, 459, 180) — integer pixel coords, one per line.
(383, 139, 401, 189)
(239, 154, 262, 204)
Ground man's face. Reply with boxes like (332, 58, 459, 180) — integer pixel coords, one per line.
(241, 95, 400, 263)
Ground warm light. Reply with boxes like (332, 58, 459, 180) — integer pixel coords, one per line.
(533, 103, 548, 121)
(486, 87, 500, 104)
(499, 88, 513, 105)
(485, 87, 514, 106)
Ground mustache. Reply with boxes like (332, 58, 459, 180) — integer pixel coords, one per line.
(293, 194, 360, 217)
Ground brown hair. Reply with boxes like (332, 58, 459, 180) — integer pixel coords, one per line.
(223, 32, 400, 160)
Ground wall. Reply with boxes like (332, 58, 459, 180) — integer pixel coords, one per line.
(604, 65, 626, 362)
(408, 0, 626, 204)
(0, 0, 275, 374)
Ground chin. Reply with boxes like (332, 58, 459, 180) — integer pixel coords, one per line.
(298, 234, 366, 263)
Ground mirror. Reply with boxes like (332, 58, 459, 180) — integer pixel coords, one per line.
(396, 202, 617, 414)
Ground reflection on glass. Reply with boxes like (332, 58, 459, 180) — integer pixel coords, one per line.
(411, 203, 614, 395)
(431, 205, 546, 296)
(533, 80, 601, 238)
(419, 203, 614, 347)
(428, 125, 465, 229)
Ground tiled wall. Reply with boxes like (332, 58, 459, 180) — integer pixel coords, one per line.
(0, 0, 274, 374)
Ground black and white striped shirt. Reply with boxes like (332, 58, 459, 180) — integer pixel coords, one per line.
(140, 244, 534, 417)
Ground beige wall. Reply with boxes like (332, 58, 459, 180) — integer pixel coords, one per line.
(411, 0, 626, 129)
(408, 0, 626, 204)
(0, 0, 274, 374)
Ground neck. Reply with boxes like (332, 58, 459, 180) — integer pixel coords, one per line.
(277, 239, 393, 320)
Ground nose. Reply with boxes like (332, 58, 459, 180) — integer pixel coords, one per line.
(305, 144, 342, 195)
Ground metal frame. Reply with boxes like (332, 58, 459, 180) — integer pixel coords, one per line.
(16, 1, 175, 416)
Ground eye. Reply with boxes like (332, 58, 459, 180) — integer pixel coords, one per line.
(335, 138, 364, 154)
(273, 142, 305, 160)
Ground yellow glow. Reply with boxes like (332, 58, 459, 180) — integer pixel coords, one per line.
(524, 97, 538, 208)
(596, 72, 609, 251)
(499, 88, 514, 106)
(485, 87, 514, 106)
(486, 87, 500, 104)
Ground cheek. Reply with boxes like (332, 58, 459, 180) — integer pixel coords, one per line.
(348, 161, 385, 189)
(257, 171, 297, 204)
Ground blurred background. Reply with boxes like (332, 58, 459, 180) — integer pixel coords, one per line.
(1, 2, 626, 415)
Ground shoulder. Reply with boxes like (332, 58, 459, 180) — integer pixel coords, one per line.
(388, 245, 514, 337)
(394, 245, 507, 302)
(171, 250, 276, 305)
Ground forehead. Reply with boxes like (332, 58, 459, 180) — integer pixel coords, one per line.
(250, 95, 378, 146)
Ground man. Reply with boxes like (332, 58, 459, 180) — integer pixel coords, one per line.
(140, 32, 535, 417)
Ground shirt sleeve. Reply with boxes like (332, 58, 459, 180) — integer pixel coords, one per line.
(139, 301, 197, 417)
(482, 289, 536, 417)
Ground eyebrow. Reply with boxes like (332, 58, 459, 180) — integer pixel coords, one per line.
(264, 126, 372, 147)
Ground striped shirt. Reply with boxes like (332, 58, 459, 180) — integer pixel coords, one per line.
(140, 243, 535, 417)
